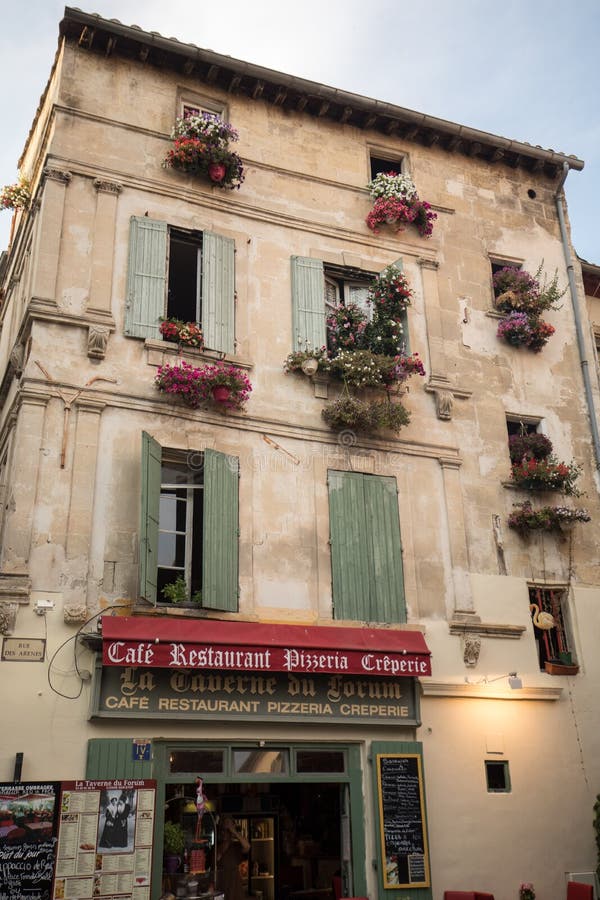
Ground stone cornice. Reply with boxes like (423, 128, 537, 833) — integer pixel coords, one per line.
(449, 619, 526, 639)
(57, 7, 583, 178)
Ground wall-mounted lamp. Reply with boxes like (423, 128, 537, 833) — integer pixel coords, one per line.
(465, 671, 523, 690)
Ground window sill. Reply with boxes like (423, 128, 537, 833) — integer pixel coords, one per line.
(144, 338, 252, 372)
(544, 661, 579, 676)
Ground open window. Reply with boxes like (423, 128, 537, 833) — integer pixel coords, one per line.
(490, 257, 522, 307)
(529, 585, 576, 670)
(125, 217, 235, 354)
(291, 256, 409, 353)
(369, 153, 405, 180)
(140, 432, 239, 609)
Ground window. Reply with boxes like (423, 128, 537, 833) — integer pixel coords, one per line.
(325, 266, 373, 322)
(140, 432, 239, 609)
(125, 217, 235, 354)
(291, 256, 408, 352)
(529, 585, 575, 669)
(369, 154, 405, 180)
(169, 749, 225, 774)
(490, 258, 522, 307)
(327, 470, 406, 623)
(485, 761, 510, 793)
(506, 417, 539, 438)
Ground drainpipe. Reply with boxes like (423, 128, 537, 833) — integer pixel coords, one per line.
(555, 162, 600, 468)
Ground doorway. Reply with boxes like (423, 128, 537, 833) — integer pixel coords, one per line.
(163, 781, 344, 900)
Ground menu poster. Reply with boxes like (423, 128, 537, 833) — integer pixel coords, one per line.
(0, 781, 61, 900)
(54, 780, 156, 900)
(376, 754, 430, 889)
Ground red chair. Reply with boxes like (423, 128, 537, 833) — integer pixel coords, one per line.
(567, 883, 593, 900)
(443, 893, 476, 900)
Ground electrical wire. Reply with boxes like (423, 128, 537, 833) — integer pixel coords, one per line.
(46, 603, 131, 700)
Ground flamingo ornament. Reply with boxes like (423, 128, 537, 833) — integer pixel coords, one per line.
(529, 603, 555, 630)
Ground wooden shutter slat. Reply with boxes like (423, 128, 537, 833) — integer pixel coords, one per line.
(202, 231, 235, 354)
(139, 431, 161, 605)
(202, 449, 239, 610)
(125, 217, 167, 339)
(291, 256, 326, 350)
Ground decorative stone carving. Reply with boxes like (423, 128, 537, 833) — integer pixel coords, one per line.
(93, 179, 123, 195)
(463, 632, 482, 667)
(43, 167, 72, 184)
(0, 602, 18, 635)
(434, 389, 454, 420)
(417, 257, 440, 270)
(87, 324, 110, 359)
(63, 603, 88, 625)
(9, 343, 25, 378)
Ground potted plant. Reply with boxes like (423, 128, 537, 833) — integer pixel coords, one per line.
(284, 345, 328, 376)
(159, 318, 204, 349)
(163, 112, 244, 190)
(0, 176, 31, 211)
(163, 821, 185, 874)
(365, 172, 437, 237)
(155, 361, 252, 411)
(510, 455, 582, 495)
(196, 362, 253, 409)
(161, 576, 202, 606)
(321, 395, 410, 435)
(507, 501, 590, 533)
(508, 433, 553, 464)
(494, 263, 564, 352)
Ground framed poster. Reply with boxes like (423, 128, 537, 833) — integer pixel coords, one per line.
(53, 780, 156, 900)
(375, 752, 431, 890)
(0, 781, 60, 900)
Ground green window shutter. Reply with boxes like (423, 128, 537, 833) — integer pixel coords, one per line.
(291, 256, 326, 350)
(328, 471, 373, 621)
(124, 216, 167, 339)
(370, 741, 432, 900)
(86, 739, 153, 779)
(202, 231, 235, 354)
(364, 475, 406, 623)
(202, 449, 239, 611)
(328, 471, 405, 623)
(140, 431, 161, 605)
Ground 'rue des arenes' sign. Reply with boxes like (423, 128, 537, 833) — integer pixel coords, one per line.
(101, 617, 431, 678)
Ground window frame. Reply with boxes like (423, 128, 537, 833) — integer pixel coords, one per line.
(368, 151, 407, 181)
(528, 584, 576, 670)
(125, 216, 235, 354)
(485, 760, 511, 793)
(489, 255, 524, 309)
(140, 432, 239, 610)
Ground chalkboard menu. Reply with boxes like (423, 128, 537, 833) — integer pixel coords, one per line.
(0, 781, 61, 900)
(376, 754, 430, 889)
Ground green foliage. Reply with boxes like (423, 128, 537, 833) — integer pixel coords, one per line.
(162, 576, 202, 605)
(321, 396, 410, 434)
(163, 821, 186, 855)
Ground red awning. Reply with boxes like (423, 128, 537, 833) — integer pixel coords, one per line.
(101, 616, 431, 677)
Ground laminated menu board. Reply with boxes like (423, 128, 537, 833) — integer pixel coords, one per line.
(53, 780, 156, 900)
(376, 754, 430, 889)
(0, 781, 60, 900)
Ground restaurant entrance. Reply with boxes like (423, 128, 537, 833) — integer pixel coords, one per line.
(157, 743, 363, 900)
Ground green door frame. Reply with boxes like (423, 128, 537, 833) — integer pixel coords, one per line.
(150, 741, 366, 900)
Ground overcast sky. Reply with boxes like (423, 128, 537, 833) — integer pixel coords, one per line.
(1, 0, 598, 262)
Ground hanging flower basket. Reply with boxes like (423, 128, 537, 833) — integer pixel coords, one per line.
(496, 312, 555, 352)
(510, 456, 582, 495)
(365, 172, 436, 237)
(163, 112, 244, 190)
(155, 360, 252, 410)
(507, 501, 590, 533)
(0, 177, 31, 211)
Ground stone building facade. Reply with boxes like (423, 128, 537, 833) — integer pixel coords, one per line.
(0, 8, 599, 899)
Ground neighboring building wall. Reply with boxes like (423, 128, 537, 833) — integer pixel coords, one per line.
(0, 13, 599, 900)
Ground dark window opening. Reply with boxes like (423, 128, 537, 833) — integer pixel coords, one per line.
(167, 232, 202, 323)
(370, 155, 404, 179)
(169, 749, 225, 774)
(296, 750, 345, 773)
(529, 586, 574, 669)
(485, 760, 510, 792)
(506, 419, 539, 438)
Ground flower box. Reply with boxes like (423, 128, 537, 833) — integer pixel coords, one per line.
(544, 660, 579, 676)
